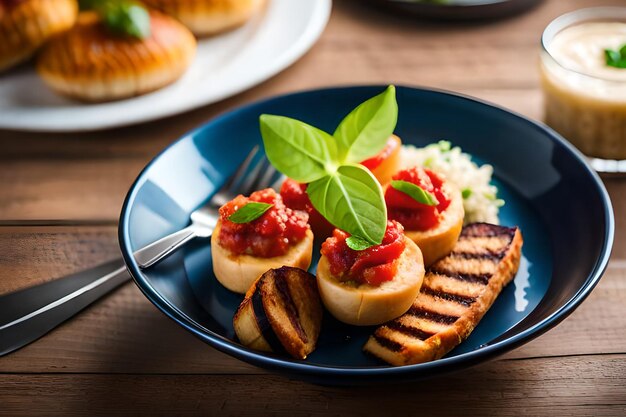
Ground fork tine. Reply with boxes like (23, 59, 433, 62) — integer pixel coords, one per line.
(257, 163, 277, 190)
(224, 145, 259, 192)
(239, 155, 268, 195)
(270, 173, 286, 191)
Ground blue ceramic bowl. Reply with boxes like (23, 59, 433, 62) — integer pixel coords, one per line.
(119, 86, 613, 384)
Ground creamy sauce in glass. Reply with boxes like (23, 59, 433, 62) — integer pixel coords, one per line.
(541, 18, 626, 160)
(548, 22, 626, 82)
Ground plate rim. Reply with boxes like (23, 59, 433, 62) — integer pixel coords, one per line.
(118, 84, 614, 381)
(0, 0, 331, 132)
(365, 0, 543, 20)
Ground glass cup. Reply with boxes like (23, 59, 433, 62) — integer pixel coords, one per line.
(540, 7, 626, 173)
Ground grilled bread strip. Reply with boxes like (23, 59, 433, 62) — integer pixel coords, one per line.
(233, 266, 323, 360)
(363, 223, 523, 366)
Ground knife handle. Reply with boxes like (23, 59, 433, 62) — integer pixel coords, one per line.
(0, 259, 130, 356)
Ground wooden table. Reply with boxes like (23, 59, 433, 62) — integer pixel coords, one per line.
(1, 0, 625, 415)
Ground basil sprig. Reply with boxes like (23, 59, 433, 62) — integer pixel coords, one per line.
(260, 86, 397, 250)
(604, 44, 626, 69)
(79, 0, 151, 39)
(390, 180, 438, 206)
(228, 202, 273, 224)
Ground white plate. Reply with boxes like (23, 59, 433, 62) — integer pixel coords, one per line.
(0, 0, 331, 132)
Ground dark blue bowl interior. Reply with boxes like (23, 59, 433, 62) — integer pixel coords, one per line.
(119, 86, 612, 383)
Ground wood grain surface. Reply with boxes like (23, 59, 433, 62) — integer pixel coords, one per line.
(1, 0, 625, 416)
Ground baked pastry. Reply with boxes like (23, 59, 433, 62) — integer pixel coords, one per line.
(233, 266, 323, 359)
(36, 10, 196, 101)
(0, 0, 78, 73)
(143, 0, 265, 36)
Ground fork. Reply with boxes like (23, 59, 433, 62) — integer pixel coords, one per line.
(0, 146, 279, 356)
(135, 145, 277, 268)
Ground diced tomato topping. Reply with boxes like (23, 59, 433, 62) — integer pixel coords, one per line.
(361, 136, 400, 171)
(218, 188, 309, 258)
(280, 178, 335, 238)
(385, 167, 451, 231)
(320, 221, 406, 286)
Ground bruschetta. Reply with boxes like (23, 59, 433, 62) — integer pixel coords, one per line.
(211, 188, 313, 294)
(316, 221, 425, 326)
(385, 166, 464, 266)
(361, 134, 402, 185)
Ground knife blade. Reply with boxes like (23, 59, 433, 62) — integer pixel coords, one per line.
(0, 259, 130, 356)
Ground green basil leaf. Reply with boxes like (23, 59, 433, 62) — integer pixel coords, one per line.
(228, 202, 273, 224)
(100, 1, 151, 39)
(307, 164, 386, 247)
(333, 85, 398, 163)
(260, 114, 338, 183)
(605, 46, 626, 69)
(345, 236, 372, 251)
(391, 180, 439, 206)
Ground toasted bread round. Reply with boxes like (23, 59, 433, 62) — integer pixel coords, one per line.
(404, 182, 464, 266)
(316, 237, 425, 326)
(233, 266, 323, 359)
(369, 135, 402, 186)
(36, 11, 196, 101)
(0, 0, 77, 73)
(211, 221, 314, 294)
(143, 0, 266, 36)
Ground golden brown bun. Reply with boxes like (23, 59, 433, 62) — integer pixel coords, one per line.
(143, 0, 265, 36)
(316, 237, 425, 326)
(0, 0, 77, 72)
(370, 135, 402, 186)
(36, 11, 196, 101)
(211, 221, 314, 294)
(403, 182, 464, 267)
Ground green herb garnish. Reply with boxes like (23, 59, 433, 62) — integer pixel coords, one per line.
(604, 44, 626, 69)
(228, 202, 273, 224)
(345, 236, 373, 251)
(79, 0, 151, 39)
(390, 180, 438, 206)
(260, 86, 397, 250)
(461, 188, 472, 199)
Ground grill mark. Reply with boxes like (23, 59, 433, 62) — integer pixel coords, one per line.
(407, 307, 459, 325)
(251, 280, 286, 354)
(451, 250, 504, 262)
(430, 268, 491, 285)
(461, 223, 517, 239)
(373, 334, 403, 352)
(420, 286, 476, 307)
(385, 321, 434, 341)
(274, 268, 308, 344)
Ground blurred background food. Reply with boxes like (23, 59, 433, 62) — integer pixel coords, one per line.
(0, 0, 78, 72)
(0, 0, 268, 101)
(37, 10, 196, 101)
(142, 0, 266, 36)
